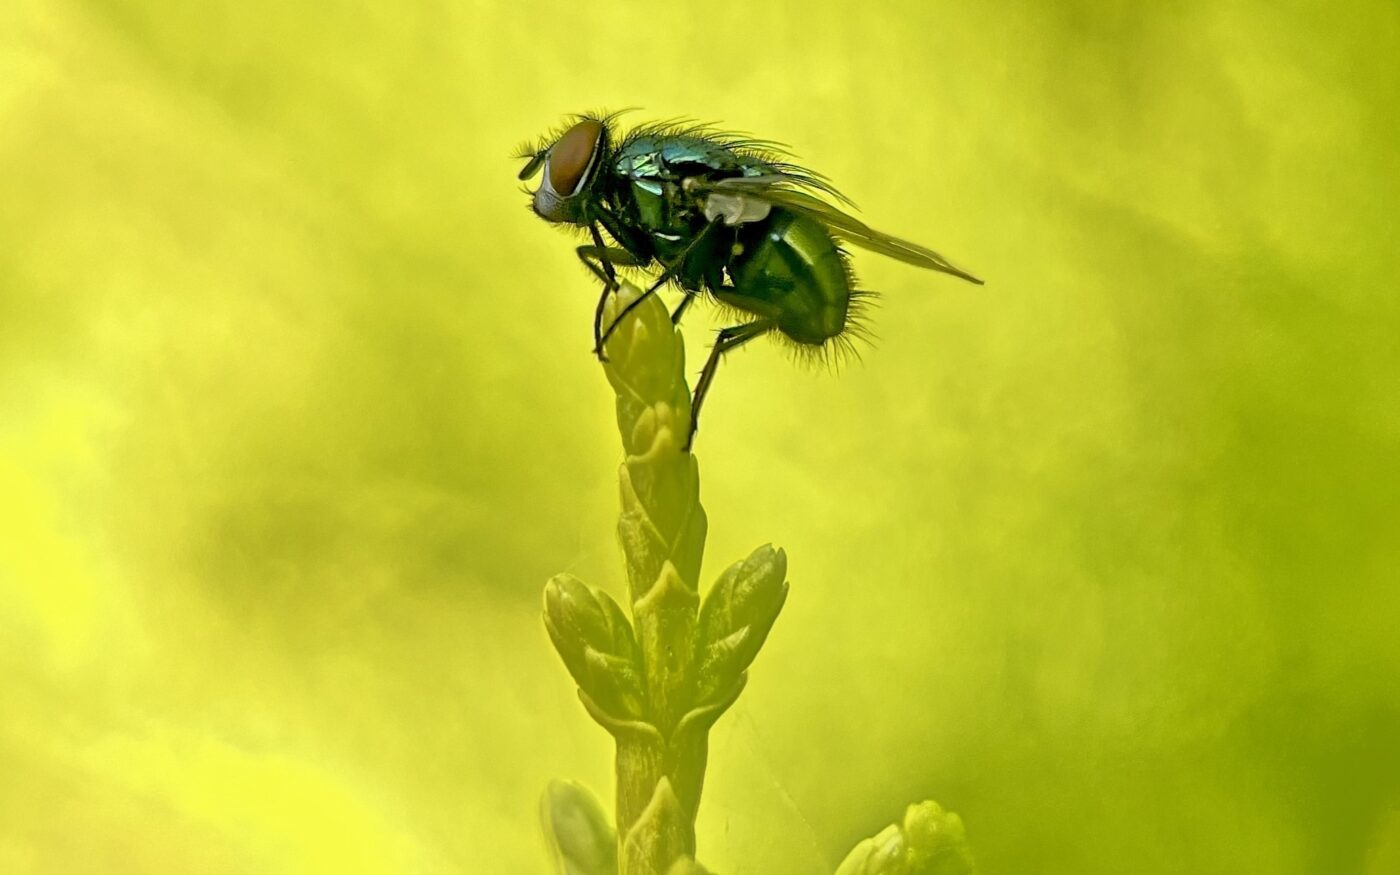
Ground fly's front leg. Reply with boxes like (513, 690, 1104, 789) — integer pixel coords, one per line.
(582, 222, 621, 361)
(584, 223, 620, 290)
(577, 230, 646, 361)
(576, 244, 630, 363)
(576, 245, 635, 288)
(687, 319, 775, 452)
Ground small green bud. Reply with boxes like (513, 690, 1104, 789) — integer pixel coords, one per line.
(544, 573, 644, 720)
(835, 801, 977, 875)
(902, 801, 974, 872)
(540, 780, 618, 875)
(694, 544, 788, 705)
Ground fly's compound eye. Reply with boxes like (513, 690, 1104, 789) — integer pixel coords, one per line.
(532, 118, 605, 224)
(546, 119, 603, 196)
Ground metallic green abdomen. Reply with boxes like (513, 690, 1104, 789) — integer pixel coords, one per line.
(730, 210, 851, 345)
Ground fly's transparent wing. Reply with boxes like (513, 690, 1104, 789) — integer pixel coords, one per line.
(693, 175, 984, 284)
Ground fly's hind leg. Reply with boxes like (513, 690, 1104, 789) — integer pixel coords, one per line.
(686, 319, 775, 452)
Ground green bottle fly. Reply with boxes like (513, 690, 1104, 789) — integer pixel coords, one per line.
(517, 112, 982, 449)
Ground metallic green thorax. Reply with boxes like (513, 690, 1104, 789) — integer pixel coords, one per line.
(610, 134, 768, 256)
(600, 132, 853, 346)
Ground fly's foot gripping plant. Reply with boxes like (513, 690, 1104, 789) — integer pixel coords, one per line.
(540, 283, 977, 875)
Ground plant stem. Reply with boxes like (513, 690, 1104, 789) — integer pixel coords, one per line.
(545, 282, 787, 875)
(599, 284, 709, 871)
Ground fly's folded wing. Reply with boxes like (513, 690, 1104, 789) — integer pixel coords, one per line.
(692, 175, 984, 284)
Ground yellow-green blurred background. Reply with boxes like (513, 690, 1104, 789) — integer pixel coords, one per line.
(3, 0, 1398, 872)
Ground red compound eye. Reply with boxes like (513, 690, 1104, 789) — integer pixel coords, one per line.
(548, 120, 602, 195)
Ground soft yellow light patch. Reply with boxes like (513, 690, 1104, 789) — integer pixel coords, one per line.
(2, 0, 1396, 872)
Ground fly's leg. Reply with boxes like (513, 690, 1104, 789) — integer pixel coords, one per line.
(577, 245, 640, 286)
(594, 268, 681, 357)
(577, 246, 633, 364)
(672, 221, 738, 325)
(582, 223, 622, 289)
(686, 319, 775, 452)
(670, 293, 697, 325)
(578, 225, 647, 361)
(595, 219, 722, 357)
(591, 287, 611, 362)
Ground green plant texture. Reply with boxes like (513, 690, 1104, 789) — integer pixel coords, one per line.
(540, 284, 976, 875)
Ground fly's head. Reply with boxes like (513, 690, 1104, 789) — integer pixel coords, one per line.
(517, 117, 609, 226)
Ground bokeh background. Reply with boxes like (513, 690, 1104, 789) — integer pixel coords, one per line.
(3, 0, 1398, 872)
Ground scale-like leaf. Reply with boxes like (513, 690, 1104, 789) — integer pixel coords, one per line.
(544, 573, 644, 720)
(540, 780, 618, 875)
(694, 544, 788, 705)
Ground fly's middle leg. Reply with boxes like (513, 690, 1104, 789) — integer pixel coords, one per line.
(595, 219, 724, 358)
(670, 293, 697, 325)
